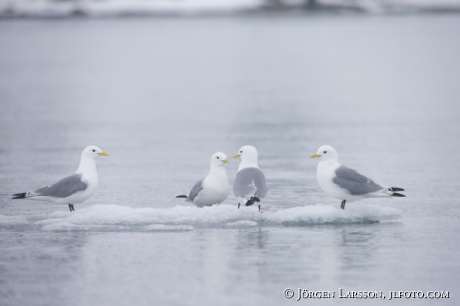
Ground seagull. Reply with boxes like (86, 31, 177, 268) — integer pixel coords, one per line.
(233, 145, 267, 213)
(12, 146, 108, 212)
(176, 152, 230, 207)
(310, 145, 405, 209)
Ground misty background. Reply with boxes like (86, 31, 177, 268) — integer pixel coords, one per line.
(1, 2, 460, 306)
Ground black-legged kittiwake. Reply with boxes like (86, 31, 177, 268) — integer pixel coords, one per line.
(12, 146, 109, 212)
(310, 145, 405, 209)
(176, 152, 230, 207)
(233, 145, 267, 213)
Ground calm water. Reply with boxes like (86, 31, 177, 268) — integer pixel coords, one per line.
(1, 14, 460, 306)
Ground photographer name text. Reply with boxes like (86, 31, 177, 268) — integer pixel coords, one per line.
(283, 288, 450, 301)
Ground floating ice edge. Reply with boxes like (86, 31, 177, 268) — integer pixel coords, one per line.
(0, 203, 403, 231)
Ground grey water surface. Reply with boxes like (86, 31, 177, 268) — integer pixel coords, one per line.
(0, 14, 459, 306)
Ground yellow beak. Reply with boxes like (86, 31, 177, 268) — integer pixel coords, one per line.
(310, 153, 321, 158)
(233, 154, 241, 159)
(99, 151, 109, 156)
(223, 159, 229, 164)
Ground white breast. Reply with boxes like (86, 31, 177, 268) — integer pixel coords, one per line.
(193, 174, 229, 206)
(317, 161, 349, 200)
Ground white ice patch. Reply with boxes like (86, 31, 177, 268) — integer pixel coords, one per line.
(0, 214, 28, 226)
(265, 204, 401, 226)
(41, 222, 194, 232)
(41, 223, 130, 232)
(226, 220, 258, 228)
(32, 203, 401, 231)
(141, 224, 194, 232)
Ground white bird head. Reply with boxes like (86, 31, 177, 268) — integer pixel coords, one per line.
(210, 152, 229, 167)
(82, 146, 109, 160)
(310, 145, 338, 162)
(233, 145, 258, 163)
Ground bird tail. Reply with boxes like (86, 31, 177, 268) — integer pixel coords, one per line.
(176, 195, 188, 199)
(387, 187, 405, 197)
(12, 192, 27, 199)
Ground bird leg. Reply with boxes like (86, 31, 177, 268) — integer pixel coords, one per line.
(68, 204, 75, 212)
(238, 203, 240, 209)
(258, 205, 262, 213)
(340, 200, 346, 210)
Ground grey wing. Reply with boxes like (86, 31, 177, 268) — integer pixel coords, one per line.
(233, 168, 267, 199)
(333, 166, 383, 195)
(32, 174, 88, 198)
(188, 179, 204, 202)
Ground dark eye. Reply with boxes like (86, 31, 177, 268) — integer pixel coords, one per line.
(323, 151, 327, 154)
(217, 156, 220, 159)
(240, 151, 242, 153)
(92, 149, 96, 152)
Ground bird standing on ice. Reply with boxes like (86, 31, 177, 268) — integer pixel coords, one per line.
(176, 152, 230, 207)
(12, 146, 109, 212)
(310, 145, 405, 209)
(233, 145, 267, 213)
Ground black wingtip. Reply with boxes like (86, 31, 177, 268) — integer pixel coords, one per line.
(245, 200, 255, 206)
(392, 193, 406, 197)
(245, 196, 259, 206)
(389, 187, 405, 192)
(176, 195, 188, 199)
(12, 192, 26, 199)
